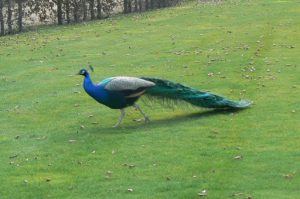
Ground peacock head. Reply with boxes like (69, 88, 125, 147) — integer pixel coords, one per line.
(77, 65, 94, 76)
(77, 69, 89, 76)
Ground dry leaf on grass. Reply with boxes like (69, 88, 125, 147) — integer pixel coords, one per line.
(198, 190, 207, 197)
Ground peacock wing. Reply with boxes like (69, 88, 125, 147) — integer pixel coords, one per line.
(103, 76, 155, 91)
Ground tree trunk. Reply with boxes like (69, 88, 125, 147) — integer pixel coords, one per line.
(150, 0, 154, 9)
(134, 0, 137, 12)
(57, 0, 63, 25)
(83, 0, 87, 21)
(65, 0, 70, 24)
(96, 0, 101, 19)
(145, 0, 149, 10)
(89, 0, 95, 20)
(17, 0, 23, 32)
(128, 0, 131, 13)
(162, 0, 166, 7)
(123, 0, 128, 13)
(7, 0, 13, 34)
(73, 4, 79, 22)
(158, 0, 161, 8)
(138, 0, 142, 12)
(0, 0, 4, 36)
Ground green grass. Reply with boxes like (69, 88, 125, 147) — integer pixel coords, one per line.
(1, 0, 300, 198)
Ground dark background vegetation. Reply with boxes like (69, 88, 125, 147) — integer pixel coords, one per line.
(0, 0, 184, 36)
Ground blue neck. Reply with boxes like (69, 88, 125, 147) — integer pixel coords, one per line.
(82, 74, 109, 105)
(83, 74, 96, 94)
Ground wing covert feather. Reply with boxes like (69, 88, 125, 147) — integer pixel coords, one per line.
(104, 77, 155, 91)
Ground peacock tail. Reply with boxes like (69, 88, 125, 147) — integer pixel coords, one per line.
(141, 77, 251, 109)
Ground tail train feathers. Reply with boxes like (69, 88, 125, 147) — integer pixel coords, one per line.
(224, 99, 252, 108)
(141, 77, 251, 109)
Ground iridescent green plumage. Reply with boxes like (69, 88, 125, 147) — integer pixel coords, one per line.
(141, 77, 251, 109)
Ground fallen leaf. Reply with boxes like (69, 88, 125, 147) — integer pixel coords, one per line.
(234, 155, 243, 160)
(232, 192, 244, 196)
(198, 190, 207, 197)
(129, 164, 135, 168)
(106, 170, 113, 175)
(283, 173, 295, 179)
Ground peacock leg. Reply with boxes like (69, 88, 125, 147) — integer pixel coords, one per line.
(133, 103, 150, 123)
(114, 109, 125, 128)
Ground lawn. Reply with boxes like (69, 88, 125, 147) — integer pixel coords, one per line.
(0, 0, 299, 198)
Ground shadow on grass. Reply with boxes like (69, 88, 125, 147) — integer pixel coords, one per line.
(87, 108, 243, 135)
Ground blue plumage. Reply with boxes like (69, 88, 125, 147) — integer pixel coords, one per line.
(81, 72, 146, 109)
(77, 69, 251, 127)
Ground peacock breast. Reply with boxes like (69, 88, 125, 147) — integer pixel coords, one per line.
(87, 86, 127, 109)
(103, 90, 129, 109)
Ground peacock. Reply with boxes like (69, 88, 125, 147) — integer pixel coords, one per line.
(77, 67, 251, 127)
